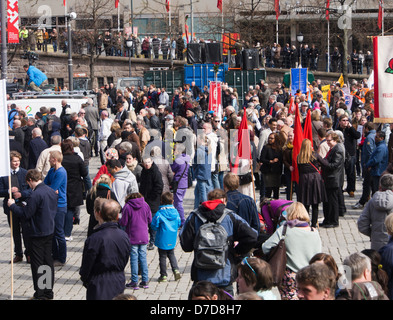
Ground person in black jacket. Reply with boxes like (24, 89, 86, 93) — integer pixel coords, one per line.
(337, 114, 361, 197)
(317, 132, 345, 228)
(80, 198, 130, 300)
(0, 151, 32, 263)
(8, 169, 58, 300)
(139, 156, 164, 250)
(28, 128, 48, 169)
(61, 139, 88, 240)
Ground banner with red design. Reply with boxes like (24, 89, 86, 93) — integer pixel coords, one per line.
(208, 81, 222, 116)
(7, 0, 19, 44)
(373, 35, 393, 123)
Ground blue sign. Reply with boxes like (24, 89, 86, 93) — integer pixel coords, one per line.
(290, 68, 308, 96)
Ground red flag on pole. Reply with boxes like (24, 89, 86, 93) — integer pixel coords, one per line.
(326, 0, 330, 21)
(217, 0, 222, 12)
(378, 0, 383, 30)
(115, 0, 119, 8)
(275, 0, 280, 20)
(63, 0, 66, 6)
(291, 104, 304, 184)
(166, 0, 170, 12)
(303, 109, 314, 150)
(238, 108, 251, 160)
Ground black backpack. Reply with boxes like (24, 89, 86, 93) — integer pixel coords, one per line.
(193, 210, 229, 270)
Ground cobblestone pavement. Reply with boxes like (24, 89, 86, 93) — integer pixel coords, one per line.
(0, 156, 370, 300)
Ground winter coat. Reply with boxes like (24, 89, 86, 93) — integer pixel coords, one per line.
(317, 143, 345, 189)
(9, 182, 58, 238)
(62, 153, 88, 208)
(171, 153, 191, 189)
(193, 146, 211, 181)
(358, 190, 393, 251)
(139, 162, 164, 214)
(361, 129, 376, 167)
(150, 204, 181, 250)
(152, 156, 174, 194)
(119, 197, 152, 245)
(180, 200, 258, 287)
(112, 166, 139, 207)
(379, 237, 393, 300)
(80, 222, 130, 300)
(366, 140, 388, 177)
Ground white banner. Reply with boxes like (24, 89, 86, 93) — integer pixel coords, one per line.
(0, 80, 10, 177)
(373, 35, 393, 122)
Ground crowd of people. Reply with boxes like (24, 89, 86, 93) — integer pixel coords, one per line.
(3, 73, 393, 301)
(19, 26, 374, 76)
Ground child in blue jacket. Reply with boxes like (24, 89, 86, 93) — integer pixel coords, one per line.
(150, 192, 182, 282)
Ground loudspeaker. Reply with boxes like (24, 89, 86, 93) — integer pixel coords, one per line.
(187, 43, 203, 64)
(205, 43, 223, 64)
(242, 48, 259, 70)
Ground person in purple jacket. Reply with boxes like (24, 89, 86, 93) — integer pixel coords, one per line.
(170, 144, 190, 226)
(119, 192, 152, 290)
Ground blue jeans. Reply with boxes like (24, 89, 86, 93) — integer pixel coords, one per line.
(52, 206, 67, 263)
(194, 179, 212, 209)
(130, 244, 148, 283)
(64, 207, 76, 237)
(211, 172, 221, 190)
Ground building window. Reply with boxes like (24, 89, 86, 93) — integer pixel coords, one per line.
(107, 77, 114, 85)
(57, 78, 64, 89)
(97, 77, 105, 88)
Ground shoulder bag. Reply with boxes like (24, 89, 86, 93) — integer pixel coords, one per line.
(267, 223, 287, 288)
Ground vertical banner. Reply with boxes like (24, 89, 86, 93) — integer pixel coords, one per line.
(208, 81, 222, 116)
(373, 36, 393, 123)
(7, 0, 19, 44)
(290, 68, 308, 96)
(0, 80, 10, 177)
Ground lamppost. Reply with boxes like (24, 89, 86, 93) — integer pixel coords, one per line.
(297, 32, 303, 68)
(126, 38, 133, 77)
(66, 12, 77, 91)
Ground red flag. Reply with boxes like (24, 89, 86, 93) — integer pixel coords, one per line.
(166, 0, 170, 12)
(291, 104, 304, 184)
(115, 0, 119, 8)
(303, 109, 313, 150)
(185, 15, 189, 44)
(326, 0, 330, 21)
(289, 96, 296, 114)
(275, 0, 280, 20)
(217, 0, 222, 12)
(63, 0, 66, 6)
(238, 108, 251, 160)
(378, 0, 383, 30)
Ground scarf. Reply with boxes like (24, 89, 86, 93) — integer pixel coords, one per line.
(286, 219, 309, 228)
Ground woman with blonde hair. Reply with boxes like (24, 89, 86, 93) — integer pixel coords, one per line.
(262, 202, 322, 300)
(297, 139, 327, 228)
(86, 174, 118, 237)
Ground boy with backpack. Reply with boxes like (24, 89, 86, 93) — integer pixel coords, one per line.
(180, 188, 258, 296)
(150, 192, 182, 282)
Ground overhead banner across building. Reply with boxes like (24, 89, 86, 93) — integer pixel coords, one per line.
(373, 35, 393, 123)
(7, 0, 19, 44)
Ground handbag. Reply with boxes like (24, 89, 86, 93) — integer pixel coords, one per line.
(267, 223, 287, 288)
(171, 162, 188, 194)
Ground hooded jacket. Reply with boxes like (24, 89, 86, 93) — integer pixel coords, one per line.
(180, 200, 257, 287)
(119, 197, 152, 245)
(150, 204, 181, 250)
(358, 190, 393, 251)
(112, 166, 139, 207)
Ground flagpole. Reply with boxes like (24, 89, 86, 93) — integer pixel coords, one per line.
(276, 19, 278, 45)
(251, 162, 256, 203)
(382, 1, 384, 36)
(327, 19, 330, 72)
(9, 176, 14, 300)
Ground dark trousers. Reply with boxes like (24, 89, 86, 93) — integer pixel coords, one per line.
(305, 204, 319, 228)
(7, 212, 30, 258)
(359, 169, 372, 205)
(158, 248, 179, 277)
(30, 234, 54, 300)
(345, 155, 357, 193)
(371, 175, 381, 195)
(323, 187, 340, 226)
